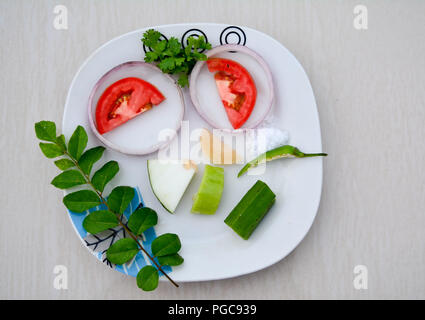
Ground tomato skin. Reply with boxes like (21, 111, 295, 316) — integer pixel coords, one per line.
(207, 58, 257, 129)
(95, 77, 165, 134)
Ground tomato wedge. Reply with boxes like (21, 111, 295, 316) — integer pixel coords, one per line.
(95, 77, 165, 134)
(206, 58, 257, 129)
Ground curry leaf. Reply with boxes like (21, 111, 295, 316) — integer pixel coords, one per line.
(56, 134, 67, 151)
(35, 121, 57, 142)
(106, 238, 139, 265)
(158, 253, 184, 267)
(78, 146, 105, 175)
(54, 158, 75, 170)
(137, 266, 159, 291)
(91, 161, 119, 192)
(151, 233, 181, 257)
(83, 210, 119, 234)
(107, 186, 134, 214)
(51, 170, 86, 189)
(39, 143, 64, 158)
(35, 120, 183, 291)
(63, 190, 100, 213)
(68, 125, 88, 160)
(128, 207, 158, 235)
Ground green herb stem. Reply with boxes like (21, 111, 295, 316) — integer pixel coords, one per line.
(302, 153, 328, 157)
(63, 150, 178, 288)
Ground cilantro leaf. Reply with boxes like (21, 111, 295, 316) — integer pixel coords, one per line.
(153, 40, 167, 54)
(145, 51, 158, 62)
(167, 37, 181, 55)
(177, 74, 189, 87)
(141, 29, 212, 87)
(158, 57, 176, 72)
(142, 29, 162, 47)
(174, 57, 185, 67)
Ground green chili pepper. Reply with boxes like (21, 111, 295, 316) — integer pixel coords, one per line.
(237, 145, 327, 177)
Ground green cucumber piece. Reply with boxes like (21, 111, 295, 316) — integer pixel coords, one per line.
(224, 180, 276, 240)
(191, 165, 224, 215)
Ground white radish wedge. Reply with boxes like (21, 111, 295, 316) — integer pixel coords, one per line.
(147, 159, 197, 213)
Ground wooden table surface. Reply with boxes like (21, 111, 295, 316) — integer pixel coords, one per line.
(1, 0, 424, 299)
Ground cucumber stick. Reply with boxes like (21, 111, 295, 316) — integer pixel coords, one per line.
(224, 180, 276, 240)
(191, 165, 224, 215)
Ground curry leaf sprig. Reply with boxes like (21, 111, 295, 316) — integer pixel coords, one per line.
(141, 29, 212, 87)
(35, 121, 183, 291)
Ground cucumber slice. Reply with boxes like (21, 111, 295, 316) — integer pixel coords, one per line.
(224, 180, 276, 239)
(147, 160, 197, 213)
(191, 165, 224, 215)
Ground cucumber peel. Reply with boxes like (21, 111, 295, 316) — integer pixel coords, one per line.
(191, 165, 224, 215)
(224, 180, 276, 240)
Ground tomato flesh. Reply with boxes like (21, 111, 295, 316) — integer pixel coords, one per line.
(95, 77, 165, 134)
(207, 58, 257, 129)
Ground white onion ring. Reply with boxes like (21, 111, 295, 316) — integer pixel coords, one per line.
(189, 44, 274, 130)
(87, 61, 184, 155)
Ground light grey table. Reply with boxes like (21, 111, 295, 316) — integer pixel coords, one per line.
(1, 0, 424, 299)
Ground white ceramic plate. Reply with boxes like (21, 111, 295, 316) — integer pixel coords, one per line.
(63, 23, 324, 282)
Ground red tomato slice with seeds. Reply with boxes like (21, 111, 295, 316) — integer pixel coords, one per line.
(207, 58, 257, 129)
(95, 77, 165, 134)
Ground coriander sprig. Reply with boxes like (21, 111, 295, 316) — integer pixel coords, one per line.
(35, 121, 183, 291)
(142, 29, 212, 87)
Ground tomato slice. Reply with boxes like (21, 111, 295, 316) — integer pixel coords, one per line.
(95, 77, 165, 134)
(206, 58, 257, 129)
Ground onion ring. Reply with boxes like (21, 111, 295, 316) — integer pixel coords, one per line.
(189, 44, 274, 130)
(88, 61, 185, 155)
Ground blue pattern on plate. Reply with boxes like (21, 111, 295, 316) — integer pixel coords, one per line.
(67, 186, 171, 277)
